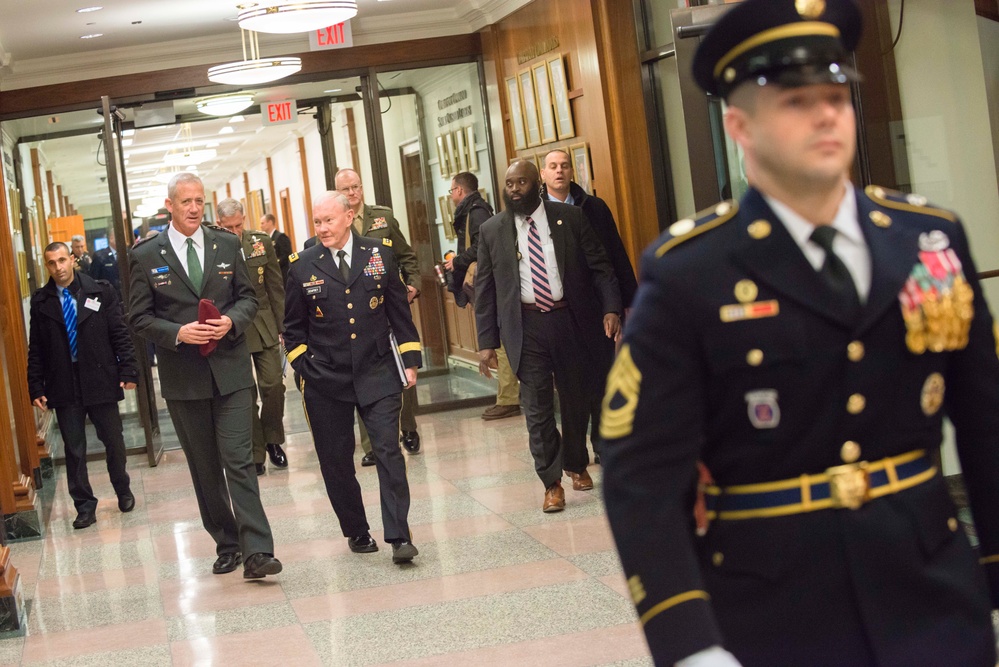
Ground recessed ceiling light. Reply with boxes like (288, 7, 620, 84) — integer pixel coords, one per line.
(324, 89, 341, 93)
(122, 138, 133, 147)
(229, 115, 245, 123)
(218, 126, 234, 135)
(80, 33, 103, 39)
(76, 6, 104, 13)
(122, 129, 135, 137)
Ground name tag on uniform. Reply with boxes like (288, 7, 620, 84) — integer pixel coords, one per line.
(84, 298, 101, 312)
(151, 266, 169, 274)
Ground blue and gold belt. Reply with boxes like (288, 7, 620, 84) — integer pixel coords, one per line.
(705, 449, 936, 520)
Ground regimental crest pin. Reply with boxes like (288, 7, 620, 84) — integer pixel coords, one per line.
(315, 306, 324, 318)
(745, 389, 780, 429)
(918, 230, 950, 252)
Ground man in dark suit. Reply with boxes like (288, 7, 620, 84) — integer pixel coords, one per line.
(128, 172, 281, 579)
(218, 200, 288, 475)
(445, 172, 521, 422)
(70, 235, 92, 274)
(601, 2, 999, 665)
(284, 191, 422, 564)
(259, 213, 292, 285)
(333, 168, 422, 463)
(27, 242, 137, 529)
(475, 160, 621, 513)
(89, 233, 121, 295)
(541, 149, 638, 463)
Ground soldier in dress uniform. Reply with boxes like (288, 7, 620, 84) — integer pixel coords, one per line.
(284, 191, 422, 564)
(216, 199, 288, 476)
(600, 2, 999, 666)
(333, 168, 423, 464)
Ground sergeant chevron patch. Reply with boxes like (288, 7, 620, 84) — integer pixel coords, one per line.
(600, 344, 642, 440)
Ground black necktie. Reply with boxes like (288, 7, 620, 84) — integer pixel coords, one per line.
(810, 226, 860, 316)
(337, 249, 349, 281)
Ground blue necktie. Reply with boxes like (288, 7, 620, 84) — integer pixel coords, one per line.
(61, 288, 78, 360)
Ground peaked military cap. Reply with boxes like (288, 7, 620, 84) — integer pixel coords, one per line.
(692, 0, 862, 99)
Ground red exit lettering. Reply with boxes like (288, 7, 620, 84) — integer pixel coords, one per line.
(268, 102, 292, 123)
(316, 23, 345, 46)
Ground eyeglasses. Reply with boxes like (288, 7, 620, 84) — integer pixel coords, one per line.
(337, 184, 363, 193)
(448, 186, 459, 195)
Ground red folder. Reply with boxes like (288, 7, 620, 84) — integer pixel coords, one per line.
(198, 299, 221, 357)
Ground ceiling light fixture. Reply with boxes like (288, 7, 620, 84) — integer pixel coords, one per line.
(237, 1, 358, 34)
(207, 28, 302, 86)
(76, 6, 104, 13)
(80, 33, 103, 39)
(196, 93, 254, 117)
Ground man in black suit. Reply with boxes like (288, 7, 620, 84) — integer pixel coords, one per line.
(89, 233, 121, 295)
(284, 191, 422, 564)
(27, 242, 137, 529)
(70, 235, 92, 274)
(602, 2, 999, 664)
(540, 149, 638, 464)
(260, 213, 292, 285)
(475, 160, 621, 513)
(128, 172, 281, 579)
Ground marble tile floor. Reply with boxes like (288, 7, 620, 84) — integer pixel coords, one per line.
(4, 399, 652, 666)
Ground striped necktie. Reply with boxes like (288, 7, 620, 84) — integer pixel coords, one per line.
(526, 217, 554, 311)
(61, 287, 78, 359)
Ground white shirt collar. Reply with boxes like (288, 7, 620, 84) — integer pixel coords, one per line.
(765, 184, 862, 249)
(167, 223, 205, 254)
(329, 231, 354, 264)
(515, 200, 547, 229)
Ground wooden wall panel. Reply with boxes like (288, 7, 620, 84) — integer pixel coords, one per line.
(483, 0, 656, 268)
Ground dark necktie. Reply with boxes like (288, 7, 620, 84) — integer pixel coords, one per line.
(810, 225, 860, 315)
(186, 238, 203, 290)
(337, 249, 350, 281)
(526, 217, 554, 311)
(61, 288, 78, 359)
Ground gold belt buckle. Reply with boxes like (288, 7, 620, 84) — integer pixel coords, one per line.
(826, 462, 870, 510)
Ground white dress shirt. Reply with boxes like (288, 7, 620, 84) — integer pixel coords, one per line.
(331, 231, 354, 271)
(515, 201, 565, 304)
(167, 224, 206, 280)
(765, 184, 872, 303)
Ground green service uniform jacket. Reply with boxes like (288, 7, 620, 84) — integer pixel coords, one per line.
(353, 204, 420, 289)
(241, 230, 284, 353)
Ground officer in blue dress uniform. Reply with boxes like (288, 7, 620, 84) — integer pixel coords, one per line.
(284, 191, 422, 564)
(600, 1, 999, 665)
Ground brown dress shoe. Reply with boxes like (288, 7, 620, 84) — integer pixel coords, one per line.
(543, 482, 565, 513)
(568, 469, 594, 491)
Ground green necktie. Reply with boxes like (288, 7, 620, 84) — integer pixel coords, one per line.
(186, 238, 203, 290)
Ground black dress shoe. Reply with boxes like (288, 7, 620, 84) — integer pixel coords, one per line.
(360, 451, 376, 467)
(72, 511, 96, 530)
(212, 552, 242, 574)
(266, 443, 288, 468)
(392, 540, 419, 564)
(118, 492, 135, 513)
(243, 553, 282, 579)
(347, 533, 379, 553)
(401, 431, 421, 454)
(255, 462, 266, 476)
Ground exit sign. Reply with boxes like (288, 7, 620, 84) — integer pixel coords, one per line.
(262, 99, 298, 127)
(309, 22, 353, 50)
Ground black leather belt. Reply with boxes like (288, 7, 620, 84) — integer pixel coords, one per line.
(522, 300, 568, 311)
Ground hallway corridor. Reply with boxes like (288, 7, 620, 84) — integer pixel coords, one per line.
(0, 393, 651, 666)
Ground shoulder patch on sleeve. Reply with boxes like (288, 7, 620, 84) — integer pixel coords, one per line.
(864, 185, 957, 223)
(382, 238, 392, 247)
(600, 344, 642, 440)
(655, 200, 738, 258)
(289, 252, 300, 263)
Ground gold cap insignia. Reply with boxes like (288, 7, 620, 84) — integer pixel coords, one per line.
(747, 220, 771, 239)
(734, 279, 758, 304)
(796, 0, 826, 19)
(723, 67, 736, 83)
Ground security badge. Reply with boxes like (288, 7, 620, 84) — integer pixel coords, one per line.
(898, 231, 973, 354)
(720, 279, 779, 323)
(745, 389, 780, 429)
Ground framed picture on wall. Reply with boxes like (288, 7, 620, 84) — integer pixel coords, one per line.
(445, 132, 460, 177)
(466, 126, 479, 172)
(570, 142, 592, 194)
(454, 128, 469, 172)
(439, 196, 456, 240)
(519, 68, 542, 148)
(532, 61, 558, 144)
(505, 77, 527, 150)
(436, 135, 451, 178)
(548, 54, 575, 140)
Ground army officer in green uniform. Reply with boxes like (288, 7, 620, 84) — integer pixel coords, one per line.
(333, 168, 422, 463)
(217, 198, 288, 475)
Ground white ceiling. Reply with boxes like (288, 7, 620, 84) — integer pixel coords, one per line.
(0, 0, 526, 221)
